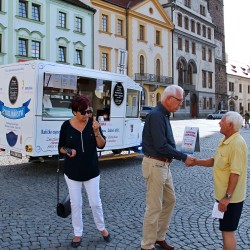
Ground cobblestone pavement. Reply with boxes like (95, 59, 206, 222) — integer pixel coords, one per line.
(0, 121, 250, 250)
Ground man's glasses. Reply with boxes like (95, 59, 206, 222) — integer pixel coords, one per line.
(170, 96, 183, 103)
(79, 109, 93, 115)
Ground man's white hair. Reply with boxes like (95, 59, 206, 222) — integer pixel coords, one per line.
(224, 111, 243, 131)
(161, 85, 184, 102)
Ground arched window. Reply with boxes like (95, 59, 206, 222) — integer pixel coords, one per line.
(156, 59, 160, 81)
(187, 64, 193, 85)
(140, 55, 145, 75)
(156, 93, 161, 103)
(178, 61, 184, 84)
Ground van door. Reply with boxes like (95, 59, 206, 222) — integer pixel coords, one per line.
(123, 88, 141, 147)
(2, 72, 27, 153)
(97, 81, 125, 150)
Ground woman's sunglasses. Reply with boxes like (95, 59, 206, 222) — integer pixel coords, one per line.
(79, 109, 93, 115)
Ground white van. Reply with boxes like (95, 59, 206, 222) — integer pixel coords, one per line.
(0, 60, 142, 159)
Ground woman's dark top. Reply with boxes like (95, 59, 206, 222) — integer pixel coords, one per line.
(58, 118, 106, 182)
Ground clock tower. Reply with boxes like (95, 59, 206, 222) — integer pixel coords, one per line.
(207, 0, 228, 110)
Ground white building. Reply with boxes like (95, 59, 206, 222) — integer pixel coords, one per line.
(227, 60, 250, 113)
(0, 0, 95, 67)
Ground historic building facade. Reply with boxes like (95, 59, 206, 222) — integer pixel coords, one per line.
(160, 0, 216, 118)
(227, 61, 250, 113)
(0, 0, 96, 67)
(84, 0, 174, 107)
(207, 0, 228, 111)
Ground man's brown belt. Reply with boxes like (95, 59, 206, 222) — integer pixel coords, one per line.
(145, 155, 172, 163)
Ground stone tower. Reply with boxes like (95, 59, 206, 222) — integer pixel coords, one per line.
(207, 0, 228, 110)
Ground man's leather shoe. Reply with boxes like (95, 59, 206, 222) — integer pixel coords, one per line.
(141, 248, 156, 250)
(155, 240, 174, 250)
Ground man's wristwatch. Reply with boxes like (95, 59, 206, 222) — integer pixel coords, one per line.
(224, 193, 232, 199)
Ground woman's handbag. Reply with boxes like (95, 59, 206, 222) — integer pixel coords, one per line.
(56, 157, 71, 218)
(57, 194, 71, 218)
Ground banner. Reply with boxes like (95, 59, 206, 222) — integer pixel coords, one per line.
(180, 127, 200, 154)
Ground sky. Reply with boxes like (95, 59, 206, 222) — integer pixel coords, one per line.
(224, 0, 250, 65)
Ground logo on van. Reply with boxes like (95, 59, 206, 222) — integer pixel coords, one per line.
(113, 82, 124, 106)
(0, 99, 31, 119)
(6, 131, 18, 147)
(9, 76, 19, 104)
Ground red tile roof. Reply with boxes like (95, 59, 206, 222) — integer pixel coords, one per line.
(103, 0, 145, 8)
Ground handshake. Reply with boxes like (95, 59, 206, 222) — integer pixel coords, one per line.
(184, 155, 197, 167)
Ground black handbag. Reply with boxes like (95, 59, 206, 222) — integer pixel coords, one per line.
(56, 157, 71, 218)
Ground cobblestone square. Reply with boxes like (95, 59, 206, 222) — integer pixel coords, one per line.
(0, 120, 249, 249)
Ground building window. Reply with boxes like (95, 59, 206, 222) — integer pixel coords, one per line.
(208, 72, 212, 88)
(192, 42, 196, 54)
(202, 47, 206, 60)
(139, 25, 145, 41)
(184, 16, 189, 30)
(197, 23, 201, 35)
(185, 0, 191, 8)
(101, 53, 108, 71)
(248, 103, 250, 111)
(156, 30, 161, 45)
(75, 17, 82, 32)
(239, 103, 243, 112)
(248, 85, 250, 94)
(178, 13, 182, 27)
(229, 81, 234, 92)
(202, 70, 206, 88)
(59, 12, 66, 28)
(117, 19, 123, 36)
(0, 0, 2, 11)
(191, 20, 195, 32)
(31, 40, 40, 59)
(178, 37, 182, 50)
(58, 46, 66, 62)
(185, 40, 189, 52)
(76, 49, 82, 65)
(208, 28, 211, 39)
(202, 25, 206, 37)
(32, 3, 40, 21)
(19, 0, 28, 18)
(156, 59, 161, 81)
(178, 61, 184, 84)
(102, 14, 108, 32)
(140, 55, 145, 75)
(187, 64, 193, 85)
(18, 38, 28, 56)
(200, 5, 206, 16)
(209, 98, 213, 109)
(208, 49, 212, 62)
(239, 84, 242, 93)
(203, 97, 207, 109)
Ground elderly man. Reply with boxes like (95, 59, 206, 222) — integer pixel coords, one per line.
(190, 111, 248, 250)
(141, 85, 194, 250)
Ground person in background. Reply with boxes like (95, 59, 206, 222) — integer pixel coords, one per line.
(58, 95, 110, 248)
(141, 85, 194, 250)
(188, 111, 248, 250)
(244, 110, 249, 128)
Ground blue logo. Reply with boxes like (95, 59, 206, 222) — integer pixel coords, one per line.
(6, 131, 18, 147)
(0, 99, 31, 119)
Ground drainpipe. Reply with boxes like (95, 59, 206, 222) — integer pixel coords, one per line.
(126, 1, 132, 76)
(171, 1, 176, 85)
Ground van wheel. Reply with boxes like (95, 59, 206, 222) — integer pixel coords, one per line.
(112, 149, 122, 154)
